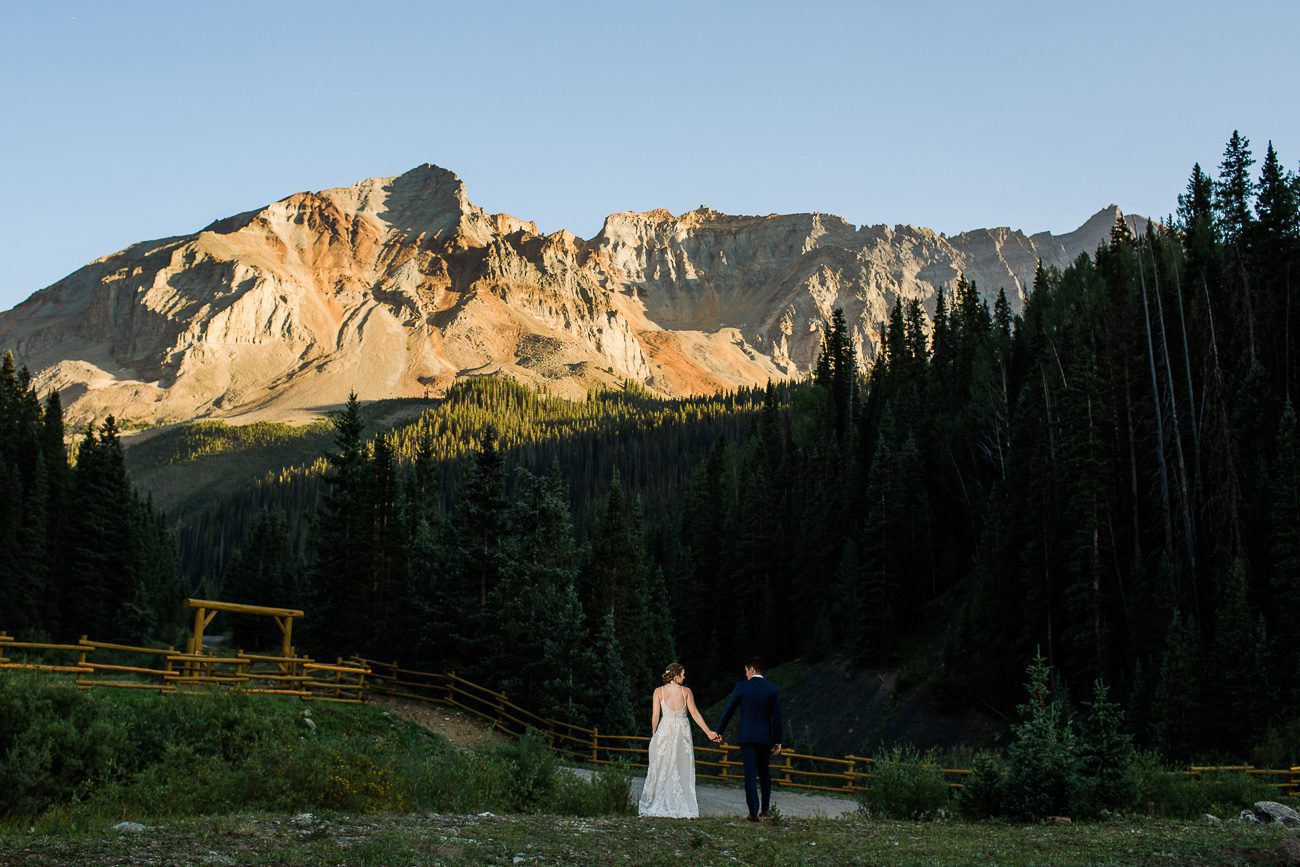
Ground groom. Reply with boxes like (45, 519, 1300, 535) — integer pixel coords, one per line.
(712, 656, 784, 821)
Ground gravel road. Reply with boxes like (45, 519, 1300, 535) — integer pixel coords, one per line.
(569, 768, 858, 818)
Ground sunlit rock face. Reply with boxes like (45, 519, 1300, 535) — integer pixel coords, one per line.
(0, 164, 1144, 425)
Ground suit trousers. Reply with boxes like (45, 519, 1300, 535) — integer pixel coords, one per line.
(738, 743, 772, 816)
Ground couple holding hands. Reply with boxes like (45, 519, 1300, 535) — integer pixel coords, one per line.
(636, 657, 784, 821)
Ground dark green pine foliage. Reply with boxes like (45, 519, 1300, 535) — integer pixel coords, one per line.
(1000, 651, 1082, 820)
(537, 580, 600, 726)
(430, 425, 508, 675)
(364, 432, 407, 660)
(1270, 401, 1300, 706)
(1076, 679, 1138, 816)
(0, 354, 41, 634)
(1152, 612, 1202, 759)
(815, 307, 856, 437)
(1217, 130, 1256, 246)
(305, 392, 370, 656)
(65, 419, 138, 640)
(492, 465, 582, 709)
(38, 391, 71, 635)
(1204, 563, 1269, 751)
(220, 509, 303, 649)
(586, 471, 654, 694)
(0, 355, 179, 644)
(591, 611, 637, 735)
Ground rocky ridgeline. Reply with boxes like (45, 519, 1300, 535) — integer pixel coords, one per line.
(0, 165, 1145, 426)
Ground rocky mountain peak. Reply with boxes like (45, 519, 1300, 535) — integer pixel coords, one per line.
(0, 165, 1146, 426)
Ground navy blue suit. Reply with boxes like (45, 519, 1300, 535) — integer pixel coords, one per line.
(715, 676, 784, 817)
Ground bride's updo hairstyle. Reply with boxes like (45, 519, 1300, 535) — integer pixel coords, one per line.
(661, 662, 684, 685)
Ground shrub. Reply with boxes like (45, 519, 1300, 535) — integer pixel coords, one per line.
(959, 750, 1005, 819)
(487, 731, 558, 812)
(859, 745, 951, 820)
(552, 764, 633, 816)
(0, 675, 634, 822)
(1132, 751, 1277, 818)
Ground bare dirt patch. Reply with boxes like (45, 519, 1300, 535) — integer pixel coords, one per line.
(371, 695, 506, 749)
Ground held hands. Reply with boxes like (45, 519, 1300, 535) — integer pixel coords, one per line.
(708, 730, 722, 743)
(771, 744, 783, 756)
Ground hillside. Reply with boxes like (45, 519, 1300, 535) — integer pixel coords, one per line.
(0, 164, 1143, 427)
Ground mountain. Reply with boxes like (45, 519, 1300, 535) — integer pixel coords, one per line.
(0, 165, 1146, 426)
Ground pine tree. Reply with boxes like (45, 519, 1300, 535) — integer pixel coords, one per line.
(1204, 563, 1268, 751)
(1177, 163, 1215, 236)
(306, 392, 370, 656)
(1001, 651, 1083, 819)
(538, 580, 599, 725)
(493, 466, 580, 705)
(1255, 142, 1298, 243)
(65, 418, 139, 641)
(39, 390, 70, 637)
(1153, 612, 1202, 759)
(1217, 130, 1256, 246)
(221, 508, 302, 649)
(1270, 401, 1300, 706)
(587, 470, 653, 691)
(592, 611, 636, 736)
(1077, 679, 1138, 815)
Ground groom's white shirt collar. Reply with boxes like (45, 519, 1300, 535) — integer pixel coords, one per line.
(753, 674, 764, 678)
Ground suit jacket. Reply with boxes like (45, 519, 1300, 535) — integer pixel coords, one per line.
(715, 676, 783, 745)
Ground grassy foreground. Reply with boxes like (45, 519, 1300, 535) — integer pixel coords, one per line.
(0, 811, 1292, 866)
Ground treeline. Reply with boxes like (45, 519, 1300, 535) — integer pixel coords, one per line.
(227, 390, 721, 735)
(663, 130, 1300, 761)
(178, 378, 765, 592)
(0, 355, 181, 644)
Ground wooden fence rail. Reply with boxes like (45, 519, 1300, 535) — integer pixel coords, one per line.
(0, 630, 368, 703)
(355, 657, 1299, 800)
(4, 632, 1295, 800)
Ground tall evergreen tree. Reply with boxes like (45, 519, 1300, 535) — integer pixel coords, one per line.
(306, 392, 370, 656)
(1217, 130, 1256, 246)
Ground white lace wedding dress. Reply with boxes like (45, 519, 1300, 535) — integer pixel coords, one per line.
(637, 703, 699, 818)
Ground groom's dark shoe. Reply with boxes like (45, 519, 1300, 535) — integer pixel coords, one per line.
(759, 811, 771, 819)
(746, 814, 760, 822)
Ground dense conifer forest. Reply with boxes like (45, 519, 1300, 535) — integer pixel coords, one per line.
(2, 131, 1297, 764)
(0, 359, 181, 644)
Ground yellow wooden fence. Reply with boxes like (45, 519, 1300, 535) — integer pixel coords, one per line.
(2, 623, 1294, 798)
(356, 657, 972, 795)
(0, 631, 369, 703)
(355, 657, 1300, 800)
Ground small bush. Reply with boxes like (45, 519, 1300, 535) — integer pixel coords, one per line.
(552, 764, 633, 816)
(1131, 750, 1277, 818)
(959, 750, 1005, 819)
(859, 746, 951, 820)
(487, 731, 558, 813)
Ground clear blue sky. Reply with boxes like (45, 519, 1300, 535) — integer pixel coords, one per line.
(2, 0, 1297, 312)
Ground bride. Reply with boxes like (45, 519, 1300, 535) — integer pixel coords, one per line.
(637, 662, 718, 818)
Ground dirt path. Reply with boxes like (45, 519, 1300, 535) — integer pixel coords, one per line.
(569, 768, 857, 818)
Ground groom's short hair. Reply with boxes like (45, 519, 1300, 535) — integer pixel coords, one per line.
(745, 656, 765, 673)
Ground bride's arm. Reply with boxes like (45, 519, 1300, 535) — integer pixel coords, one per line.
(650, 687, 661, 735)
(684, 689, 717, 741)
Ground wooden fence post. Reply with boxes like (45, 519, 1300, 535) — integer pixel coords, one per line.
(592, 726, 599, 763)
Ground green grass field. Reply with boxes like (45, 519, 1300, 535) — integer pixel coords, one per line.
(1, 811, 1291, 865)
